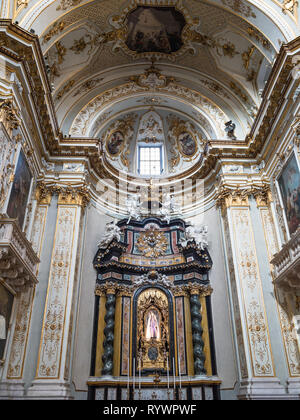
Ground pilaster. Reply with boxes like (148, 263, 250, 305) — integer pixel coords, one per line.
(216, 186, 286, 399)
(27, 186, 90, 399)
(253, 188, 300, 398)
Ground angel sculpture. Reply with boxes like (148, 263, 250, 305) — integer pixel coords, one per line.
(157, 194, 182, 224)
(98, 220, 121, 249)
(179, 224, 208, 250)
(126, 193, 142, 224)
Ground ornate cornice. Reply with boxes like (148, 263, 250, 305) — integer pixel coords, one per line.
(95, 280, 213, 298)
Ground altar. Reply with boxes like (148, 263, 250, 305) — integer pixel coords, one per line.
(88, 217, 220, 400)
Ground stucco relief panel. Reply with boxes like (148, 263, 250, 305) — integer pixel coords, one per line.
(7, 205, 48, 379)
(36, 206, 78, 379)
(260, 207, 300, 377)
(231, 208, 275, 377)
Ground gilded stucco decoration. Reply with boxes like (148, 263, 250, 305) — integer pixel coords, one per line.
(136, 229, 168, 258)
(102, 114, 136, 169)
(167, 115, 203, 172)
(220, 0, 256, 18)
(231, 208, 275, 376)
(69, 80, 227, 137)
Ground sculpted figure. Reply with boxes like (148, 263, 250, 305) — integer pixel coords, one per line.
(98, 220, 121, 248)
(158, 193, 181, 224)
(126, 193, 142, 224)
(180, 224, 208, 250)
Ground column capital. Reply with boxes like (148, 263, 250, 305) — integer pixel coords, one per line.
(215, 185, 250, 210)
(0, 98, 20, 136)
(35, 182, 91, 207)
(251, 184, 273, 207)
(57, 185, 91, 207)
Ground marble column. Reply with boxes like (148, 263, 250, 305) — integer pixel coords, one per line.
(189, 289, 206, 376)
(102, 286, 117, 376)
(217, 187, 286, 399)
(27, 187, 89, 399)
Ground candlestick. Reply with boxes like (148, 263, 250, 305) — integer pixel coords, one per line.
(127, 356, 130, 400)
(167, 356, 169, 389)
(133, 358, 135, 394)
(178, 356, 182, 390)
(173, 357, 176, 390)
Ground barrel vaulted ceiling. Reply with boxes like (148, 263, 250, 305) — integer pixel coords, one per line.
(1, 0, 299, 140)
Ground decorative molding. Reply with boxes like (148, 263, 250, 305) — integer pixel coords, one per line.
(271, 228, 300, 290)
(0, 218, 39, 293)
(35, 204, 81, 379)
(230, 207, 275, 377)
(259, 206, 300, 377)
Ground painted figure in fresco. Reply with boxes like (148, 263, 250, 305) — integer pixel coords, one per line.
(278, 154, 300, 235)
(146, 310, 160, 340)
(126, 7, 185, 54)
(107, 131, 124, 156)
(178, 132, 196, 157)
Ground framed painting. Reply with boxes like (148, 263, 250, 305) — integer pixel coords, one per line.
(177, 131, 197, 158)
(125, 6, 186, 54)
(106, 130, 125, 157)
(6, 149, 33, 229)
(0, 282, 14, 361)
(277, 152, 300, 236)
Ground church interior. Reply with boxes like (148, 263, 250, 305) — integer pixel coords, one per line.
(0, 0, 299, 401)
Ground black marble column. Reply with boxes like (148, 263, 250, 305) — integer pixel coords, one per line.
(190, 293, 206, 376)
(101, 292, 116, 376)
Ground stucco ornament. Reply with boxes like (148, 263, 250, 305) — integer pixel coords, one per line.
(133, 270, 173, 288)
(180, 224, 209, 250)
(126, 193, 142, 224)
(98, 220, 121, 248)
(157, 193, 182, 223)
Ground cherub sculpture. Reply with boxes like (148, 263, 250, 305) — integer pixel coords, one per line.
(179, 224, 208, 250)
(98, 220, 121, 248)
(126, 193, 142, 224)
(157, 193, 182, 224)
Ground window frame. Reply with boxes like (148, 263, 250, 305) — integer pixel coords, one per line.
(137, 144, 164, 177)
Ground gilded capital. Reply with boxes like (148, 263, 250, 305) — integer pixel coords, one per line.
(215, 186, 250, 211)
(252, 185, 273, 207)
(0, 99, 20, 136)
(57, 185, 91, 207)
(35, 183, 53, 205)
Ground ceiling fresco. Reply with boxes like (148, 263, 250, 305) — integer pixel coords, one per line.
(2, 0, 299, 140)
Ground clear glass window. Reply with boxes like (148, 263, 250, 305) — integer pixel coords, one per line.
(138, 146, 162, 176)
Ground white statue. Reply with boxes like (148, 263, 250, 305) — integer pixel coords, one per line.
(180, 224, 209, 250)
(126, 193, 142, 224)
(98, 220, 121, 248)
(157, 193, 182, 224)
